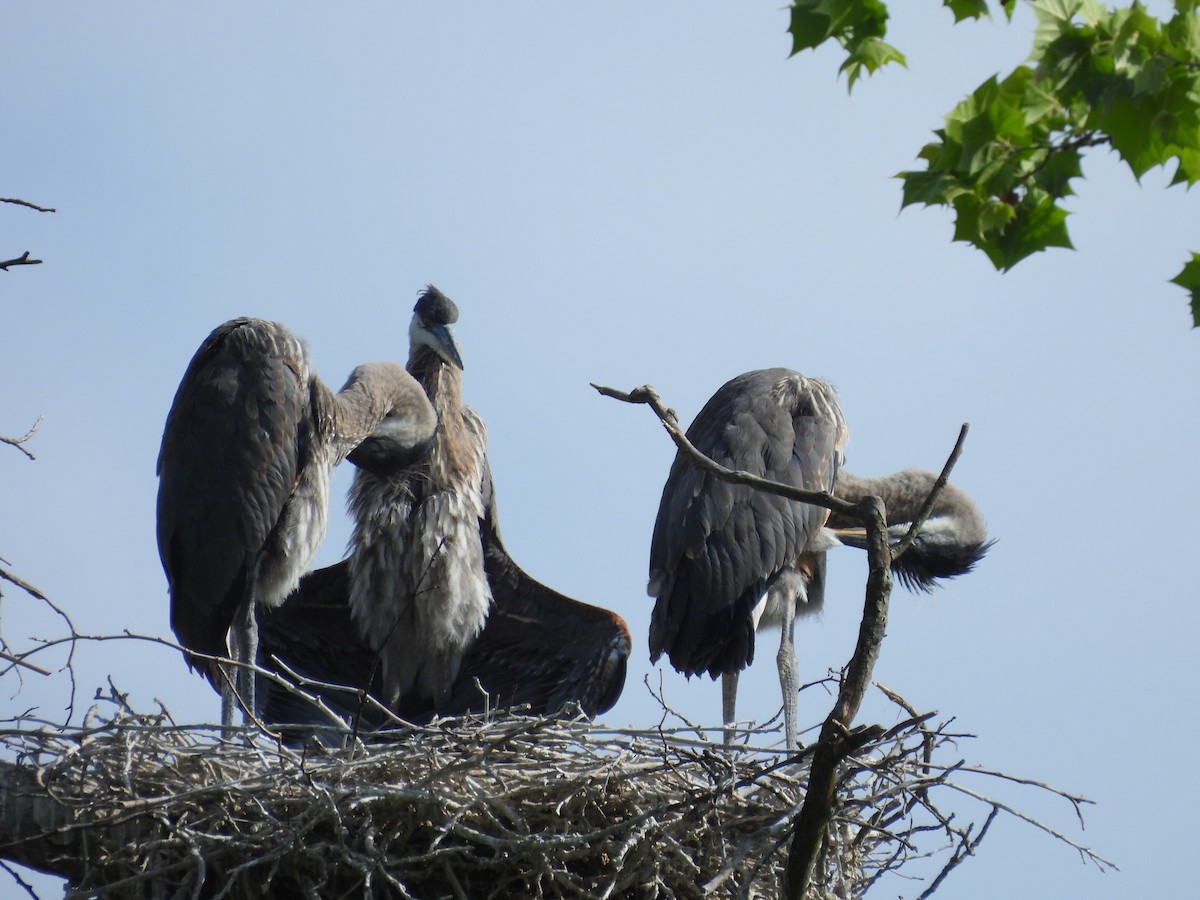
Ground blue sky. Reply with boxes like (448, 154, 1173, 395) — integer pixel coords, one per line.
(3, 4, 1196, 896)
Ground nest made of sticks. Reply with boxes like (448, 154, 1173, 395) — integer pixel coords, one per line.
(0, 680, 1099, 900)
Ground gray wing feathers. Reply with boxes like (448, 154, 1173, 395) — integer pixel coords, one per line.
(157, 319, 307, 660)
(648, 369, 844, 677)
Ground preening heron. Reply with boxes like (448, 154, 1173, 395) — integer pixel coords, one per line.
(649, 368, 846, 749)
(347, 285, 492, 707)
(829, 468, 993, 592)
(648, 368, 991, 750)
(256, 469, 632, 738)
(156, 317, 436, 727)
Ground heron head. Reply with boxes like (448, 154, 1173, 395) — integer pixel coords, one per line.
(410, 284, 465, 370)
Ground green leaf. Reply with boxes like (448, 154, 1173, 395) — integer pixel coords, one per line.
(1169, 145, 1200, 185)
(1030, 143, 1085, 198)
(841, 37, 907, 89)
(952, 190, 1073, 270)
(1169, 252, 1200, 327)
(989, 194, 1073, 270)
(788, 0, 902, 87)
(1096, 90, 1192, 178)
(945, 0, 990, 22)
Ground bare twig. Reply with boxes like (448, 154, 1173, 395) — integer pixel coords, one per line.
(0, 198, 56, 214)
(0, 649, 51, 677)
(890, 424, 969, 563)
(0, 252, 42, 271)
(0, 567, 50, 603)
(591, 382, 858, 517)
(0, 417, 42, 461)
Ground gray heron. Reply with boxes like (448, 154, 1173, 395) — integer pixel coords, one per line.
(347, 285, 493, 707)
(156, 317, 436, 727)
(648, 368, 990, 749)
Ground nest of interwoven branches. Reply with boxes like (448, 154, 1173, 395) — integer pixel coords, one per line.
(0, 682, 1113, 900)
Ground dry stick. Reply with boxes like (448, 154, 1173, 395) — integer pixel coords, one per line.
(591, 381, 970, 898)
(0, 198, 56, 213)
(0, 252, 42, 271)
(591, 383, 859, 516)
(785, 425, 968, 899)
(0, 650, 50, 677)
(0, 417, 43, 461)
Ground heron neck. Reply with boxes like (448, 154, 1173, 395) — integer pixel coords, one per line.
(328, 363, 436, 463)
(832, 468, 984, 537)
(410, 348, 479, 481)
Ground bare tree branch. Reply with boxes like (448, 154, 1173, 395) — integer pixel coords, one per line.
(2, 197, 55, 271)
(591, 382, 859, 517)
(1, 417, 43, 461)
(0, 198, 56, 214)
(0, 252, 42, 272)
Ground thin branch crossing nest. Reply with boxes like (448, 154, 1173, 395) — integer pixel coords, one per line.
(0, 685, 1112, 899)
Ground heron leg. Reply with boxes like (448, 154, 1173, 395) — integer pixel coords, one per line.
(236, 588, 259, 725)
(219, 664, 236, 732)
(777, 599, 798, 751)
(223, 552, 260, 731)
(722, 670, 739, 745)
(240, 553, 261, 726)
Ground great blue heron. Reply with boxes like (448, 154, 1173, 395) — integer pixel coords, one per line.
(156, 317, 436, 727)
(256, 473, 632, 737)
(347, 285, 492, 707)
(648, 368, 990, 749)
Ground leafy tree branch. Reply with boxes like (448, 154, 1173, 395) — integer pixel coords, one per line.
(787, 0, 1200, 324)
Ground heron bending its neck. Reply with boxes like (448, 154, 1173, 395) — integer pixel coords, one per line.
(348, 285, 492, 708)
(647, 368, 992, 751)
(156, 318, 436, 729)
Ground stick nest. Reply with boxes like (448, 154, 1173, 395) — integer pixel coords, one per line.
(0, 688, 1104, 900)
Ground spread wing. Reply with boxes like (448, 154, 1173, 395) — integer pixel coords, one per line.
(648, 368, 845, 678)
(256, 459, 631, 734)
(156, 318, 308, 666)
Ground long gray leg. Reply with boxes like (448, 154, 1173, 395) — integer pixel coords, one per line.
(777, 598, 798, 751)
(224, 553, 260, 731)
(220, 656, 237, 732)
(236, 589, 258, 725)
(239, 553, 261, 725)
(722, 670, 739, 745)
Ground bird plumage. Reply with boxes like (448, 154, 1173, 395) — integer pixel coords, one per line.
(256, 479, 631, 737)
(348, 286, 492, 707)
(648, 368, 847, 682)
(829, 468, 994, 591)
(156, 317, 436, 726)
(647, 367, 992, 748)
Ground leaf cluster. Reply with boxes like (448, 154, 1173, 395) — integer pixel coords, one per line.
(788, 1, 1016, 88)
(903, 0, 1200, 272)
(788, 0, 1200, 323)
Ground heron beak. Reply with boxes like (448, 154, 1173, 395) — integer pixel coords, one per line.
(409, 311, 466, 370)
(420, 322, 465, 370)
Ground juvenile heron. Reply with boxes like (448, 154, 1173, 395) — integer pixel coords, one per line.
(257, 464, 632, 736)
(648, 368, 990, 749)
(347, 285, 492, 707)
(156, 317, 436, 727)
